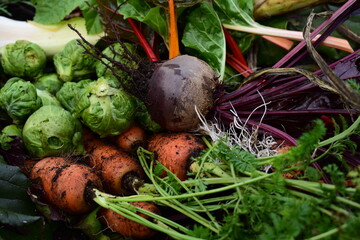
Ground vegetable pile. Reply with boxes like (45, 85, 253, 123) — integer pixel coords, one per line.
(0, 0, 359, 239)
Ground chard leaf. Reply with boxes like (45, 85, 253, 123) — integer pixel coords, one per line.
(212, 0, 256, 27)
(182, 1, 226, 79)
(80, 0, 104, 34)
(0, 163, 40, 227)
(31, 0, 84, 24)
(118, 0, 168, 43)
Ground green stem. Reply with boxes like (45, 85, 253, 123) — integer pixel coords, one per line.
(99, 174, 272, 203)
(306, 224, 347, 240)
(285, 179, 360, 209)
(94, 195, 202, 240)
(189, 161, 232, 178)
(136, 151, 221, 233)
(258, 115, 360, 165)
(317, 115, 360, 148)
(289, 190, 350, 217)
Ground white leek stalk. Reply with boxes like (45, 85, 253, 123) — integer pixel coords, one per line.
(0, 16, 104, 56)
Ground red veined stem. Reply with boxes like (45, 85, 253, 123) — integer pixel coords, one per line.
(127, 18, 159, 62)
(223, 27, 248, 66)
(226, 53, 253, 77)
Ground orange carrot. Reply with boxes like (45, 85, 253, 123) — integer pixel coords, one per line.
(147, 132, 206, 180)
(30, 157, 103, 215)
(99, 201, 161, 240)
(85, 133, 146, 195)
(83, 128, 105, 153)
(111, 124, 146, 153)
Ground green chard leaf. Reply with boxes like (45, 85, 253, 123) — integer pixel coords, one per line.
(212, 0, 255, 26)
(118, 0, 168, 42)
(0, 163, 40, 227)
(31, 0, 84, 24)
(80, 0, 104, 34)
(182, 1, 226, 79)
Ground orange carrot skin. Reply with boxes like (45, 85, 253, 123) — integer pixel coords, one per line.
(100, 150, 145, 195)
(30, 157, 69, 200)
(100, 202, 161, 240)
(111, 124, 146, 153)
(89, 143, 145, 195)
(49, 163, 102, 214)
(84, 132, 146, 195)
(147, 132, 206, 180)
(30, 157, 103, 215)
(83, 128, 105, 153)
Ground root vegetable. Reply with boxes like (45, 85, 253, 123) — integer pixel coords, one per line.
(85, 132, 145, 195)
(111, 124, 146, 153)
(99, 201, 161, 240)
(147, 132, 206, 180)
(30, 157, 103, 215)
(146, 55, 218, 132)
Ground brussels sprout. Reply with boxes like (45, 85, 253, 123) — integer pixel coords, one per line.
(22, 105, 85, 158)
(0, 77, 42, 124)
(0, 40, 47, 78)
(0, 124, 22, 150)
(74, 77, 137, 137)
(96, 42, 137, 87)
(56, 79, 94, 113)
(53, 39, 97, 82)
(36, 89, 61, 106)
(33, 73, 63, 94)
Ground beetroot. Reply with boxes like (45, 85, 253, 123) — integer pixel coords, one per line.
(146, 55, 218, 132)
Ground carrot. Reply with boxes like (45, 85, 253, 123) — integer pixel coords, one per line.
(83, 128, 105, 153)
(99, 201, 161, 240)
(30, 157, 103, 215)
(84, 133, 146, 195)
(147, 132, 206, 180)
(111, 124, 146, 153)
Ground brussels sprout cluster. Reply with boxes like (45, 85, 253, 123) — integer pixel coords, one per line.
(0, 40, 47, 78)
(0, 39, 159, 160)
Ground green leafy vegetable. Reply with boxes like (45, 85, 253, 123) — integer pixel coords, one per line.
(53, 39, 97, 82)
(0, 124, 22, 150)
(35, 89, 61, 106)
(33, 73, 63, 95)
(74, 77, 137, 137)
(31, 0, 83, 24)
(0, 163, 40, 227)
(95, 42, 138, 85)
(273, 119, 327, 171)
(0, 77, 42, 124)
(79, 0, 104, 34)
(22, 105, 85, 158)
(56, 79, 93, 113)
(182, 1, 226, 79)
(117, 0, 168, 44)
(0, 40, 47, 78)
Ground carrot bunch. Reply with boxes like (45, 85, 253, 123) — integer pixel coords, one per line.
(26, 120, 213, 240)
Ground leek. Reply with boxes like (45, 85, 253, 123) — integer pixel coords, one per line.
(0, 16, 104, 56)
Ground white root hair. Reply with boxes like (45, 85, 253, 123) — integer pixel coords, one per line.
(195, 91, 279, 160)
